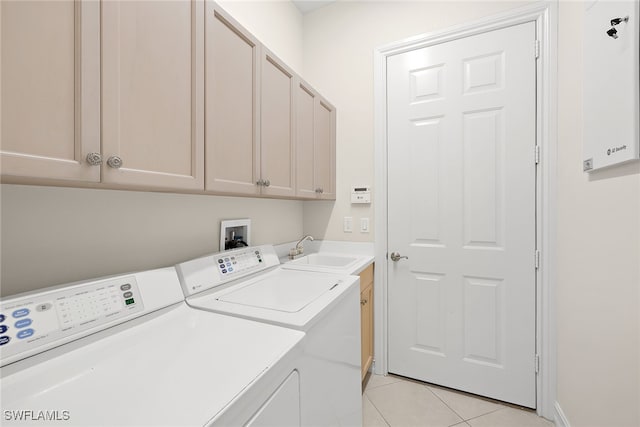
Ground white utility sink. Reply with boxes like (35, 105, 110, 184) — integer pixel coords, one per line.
(289, 253, 358, 268)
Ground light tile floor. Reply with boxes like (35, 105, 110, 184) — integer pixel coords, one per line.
(362, 374, 554, 427)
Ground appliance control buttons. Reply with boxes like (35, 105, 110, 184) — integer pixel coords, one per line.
(36, 303, 52, 312)
(0, 336, 10, 346)
(17, 328, 34, 339)
(14, 319, 32, 329)
(218, 259, 224, 264)
(12, 308, 29, 318)
(0, 314, 5, 323)
(120, 284, 131, 291)
(123, 291, 133, 298)
(0, 325, 7, 334)
(222, 269, 227, 274)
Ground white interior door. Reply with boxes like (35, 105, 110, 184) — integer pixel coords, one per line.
(387, 22, 537, 408)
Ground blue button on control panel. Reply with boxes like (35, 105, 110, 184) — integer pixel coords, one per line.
(16, 329, 34, 339)
(14, 318, 32, 329)
(0, 325, 7, 334)
(0, 336, 10, 346)
(0, 314, 5, 323)
(12, 308, 30, 318)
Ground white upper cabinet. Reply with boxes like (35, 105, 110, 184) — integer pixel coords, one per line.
(260, 49, 296, 198)
(205, 4, 261, 195)
(295, 80, 336, 200)
(1, 0, 100, 182)
(101, 0, 204, 190)
(1, 0, 334, 200)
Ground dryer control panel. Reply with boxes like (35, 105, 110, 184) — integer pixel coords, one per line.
(0, 277, 143, 366)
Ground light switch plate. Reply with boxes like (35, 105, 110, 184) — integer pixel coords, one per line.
(344, 217, 353, 233)
(360, 218, 369, 233)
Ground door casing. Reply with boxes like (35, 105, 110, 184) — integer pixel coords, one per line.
(373, 1, 558, 420)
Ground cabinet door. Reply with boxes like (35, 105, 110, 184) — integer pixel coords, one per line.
(314, 97, 336, 200)
(360, 264, 374, 380)
(295, 81, 317, 199)
(205, 5, 260, 195)
(260, 50, 296, 198)
(1, 0, 100, 182)
(361, 283, 374, 380)
(102, 0, 204, 190)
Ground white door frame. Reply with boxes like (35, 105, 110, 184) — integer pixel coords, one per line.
(373, 1, 558, 420)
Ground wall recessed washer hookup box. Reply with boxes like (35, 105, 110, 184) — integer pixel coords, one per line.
(351, 186, 371, 204)
(583, 0, 640, 172)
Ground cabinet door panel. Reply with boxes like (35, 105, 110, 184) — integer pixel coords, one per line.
(261, 52, 295, 197)
(205, 5, 260, 195)
(102, 0, 203, 189)
(314, 98, 336, 199)
(295, 82, 316, 198)
(1, 0, 100, 182)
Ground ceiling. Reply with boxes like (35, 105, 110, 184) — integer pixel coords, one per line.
(291, 0, 336, 15)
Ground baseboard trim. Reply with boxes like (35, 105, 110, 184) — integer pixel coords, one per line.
(554, 401, 571, 427)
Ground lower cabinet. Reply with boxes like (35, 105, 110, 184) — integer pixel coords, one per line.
(360, 264, 374, 380)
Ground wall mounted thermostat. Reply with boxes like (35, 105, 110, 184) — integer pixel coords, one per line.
(351, 186, 371, 204)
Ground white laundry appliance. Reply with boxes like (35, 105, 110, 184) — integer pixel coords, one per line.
(0, 267, 305, 426)
(176, 245, 362, 427)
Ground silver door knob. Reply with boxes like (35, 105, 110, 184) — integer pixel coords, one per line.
(106, 155, 123, 169)
(86, 152, 103, 166)
(264, 179, 270, 187)
(390, 252, 408, 262)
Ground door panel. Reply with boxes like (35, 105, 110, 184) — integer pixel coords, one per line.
(205, 4, 260, 194)
(102, 0, 203, 189)
(1, 0, 100, 182)
(261, 52, 295, 197)
(314, 98, 336, 199)
(387, 22, 537, 407)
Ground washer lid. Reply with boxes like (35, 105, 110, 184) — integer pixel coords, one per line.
(217, 272, 339, 313)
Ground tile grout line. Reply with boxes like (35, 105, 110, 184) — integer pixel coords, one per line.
(363, 392, 391, 427)
(421, 384, 467, 425)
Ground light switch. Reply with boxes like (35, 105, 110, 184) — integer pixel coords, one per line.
(344, 217, 353, 233)
(360, 218, 369, 233)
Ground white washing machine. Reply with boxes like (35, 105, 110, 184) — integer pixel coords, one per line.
(0, 267, 305, 426)
(176, 245, 362, 427)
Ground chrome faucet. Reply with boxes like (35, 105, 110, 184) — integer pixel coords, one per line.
(290, 235, 314, 259)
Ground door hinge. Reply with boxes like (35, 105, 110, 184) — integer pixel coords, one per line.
(535, 40, 541, 59)
(535, 145, 541, 164)
(535, 249, 541, 269)
(535, 354, 540, 374)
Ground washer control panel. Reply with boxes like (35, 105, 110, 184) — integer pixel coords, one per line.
(0, 277, 143, 363)
(176, 245, 281, 296)
(216, 249, 264, 278)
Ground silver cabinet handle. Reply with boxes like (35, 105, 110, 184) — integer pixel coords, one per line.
(106, 156, 123, 169)
(256, 179, 264, 186)
(390, 252, 408, 262)
(86, 153, 103, 166)
(315, 188, 324, 194)
(264, 179, 270, 187)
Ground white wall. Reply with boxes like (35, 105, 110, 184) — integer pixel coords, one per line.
(217, 0, 304, 73)
(301, 0, 526, 242)
(303, 1, 640, 425)
(556, 2, 640, 426)
(0, 0, 306, 297)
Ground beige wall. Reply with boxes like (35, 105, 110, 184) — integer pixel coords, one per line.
(0, 0, 306, 297)
(301, 0, 526, 242)
(556, 2, 640, 426)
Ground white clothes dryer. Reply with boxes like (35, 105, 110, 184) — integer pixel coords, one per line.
(0, 267, 304, 426)
(176, 245, 362, 427)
